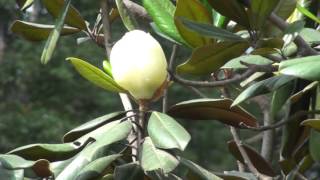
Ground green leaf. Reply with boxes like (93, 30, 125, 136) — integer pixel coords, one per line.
(56, 120, 132, 180)
(114, 162, 144, 180)
(41, 0, 72, 64)
(297, 4, 320, 24)
(8, 139, 93, 161)
(150, 22, 182, 45)
(217, 171, 257, 180)
(222, 55, 273, 69)
(232, 75, 296, 106)
(301, 119, 320, 132)
(180, 158, 222, 180)
(0, 168, 23, 180)
(228, 141, 276, 177)
(168, 98, 257, 128)
(143, 0, 184, 44)
(67, 57, 125, 93)
(300, 28, 320, 43)
(115, 0, 138, 31)
(42, 0, 86, 30)
(249, 0, 279, 30)
(274, 0, 297, 20)
(103, 60, 113, 77)
(283, 20, 305, 35)
(177, 42, 249, 75)
(179, 18, 245, 42)
(10, 20, 80, 41)
(21, 0, 33, 10)
(207, 0, 250, 28)
(279, 55, 320, 81)
(141, 137, 179, 173)
(148, 111, 191, 151)
(0, 155, 51, 178)
(50, 158, 75, 177)
(270, 82, 294, 119)
(63, 111, 125, 142)
(76, 154, 122, 180)
(309, 129, 320, 162)
(174, 0, 213, 48)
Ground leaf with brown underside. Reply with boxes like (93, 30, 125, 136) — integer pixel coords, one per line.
(228, 141, 276, 177)
(167, 98, 257, 128)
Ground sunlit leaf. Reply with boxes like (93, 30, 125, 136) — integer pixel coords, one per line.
(67, 57, 125, 93)
(177, 42, 249, 75)
(168, 98, 257, 128)
(76, 154, 122, 180)
(143, 0, 185, 44)
(20, 0, 33, 10)
(141, 137, 179, 173)
(301, 119, 320, 132)
(148, 111, 191, 151)
(174, 0, 213, 47)
(290, 81, 318, 104)
(297, 4, 320, 24)
(63, 111, 125, 142)
(10, 20, 80, 41)
(232, 75, 296, 106)
(279, 55, 320, 81)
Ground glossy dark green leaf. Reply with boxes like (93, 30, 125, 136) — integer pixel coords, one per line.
(150, 22, 182, 45)
(297, 4, 320, 24)
(228, 141, 276, 177)
(309, 129, 320, 162)
(273, 0, 297, 20)
(179, 18, 245, 42)
(222, 55, 273, 69)
(232, 75, 296, 106)
(174, 0, 213, 47)
(279, 55, 320, 81)
(141, 137, 179, 173)
(56, 120, 132, 180)
(10, 20, 80, 41)
(270, 82, 294, 119)
(148, 111, 191, 151)
(114, 162, 144, 180)
(207, 0, 250, 28)
(259, 38, 284, 49)
(301, 119, 320, 132)
(249, 0, 279, 30)
(8, 139, 92, 161)
(41, 0, 72, 64)
(67, 57, 125, 93)
(177, 42, 249, 75)
(115, 0, 138, 31)
(42, 0, 86, 30)
(143, 0, 184, 44)
(76, 154, 122, 180)
(0, 155, 51, 178)
(0, 168, 23, 180)
(168, 98, 257, 128)
(180, 158, 222, 180)
(63, 111, 125, 142)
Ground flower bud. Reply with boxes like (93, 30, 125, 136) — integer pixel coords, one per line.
(110, 30, 168, 100)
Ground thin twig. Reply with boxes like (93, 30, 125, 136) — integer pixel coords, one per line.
(101, 0, 112, 57)
(163, 44, 178, 113)
(241, 110, 320, 131)
(229, 126, 265, 178)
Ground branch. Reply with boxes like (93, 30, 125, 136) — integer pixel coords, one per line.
(269, 13, 319, 56)
(101, 0, 112, 57)
(163, 44, 178, 112)
(241, 110, 320, 131)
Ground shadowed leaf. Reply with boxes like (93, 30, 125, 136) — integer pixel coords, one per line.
(222, 55, 273, 69)
(228, 141, 276, 177)
(249, 0, 279, 30)
(168, 98, 257, 128)
(115, 0, 138, 31)
(10, 20, 80, 41)
(180, 158, 222, 180)
(114, 162, 144, 180)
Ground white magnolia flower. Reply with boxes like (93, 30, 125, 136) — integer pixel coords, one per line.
(110, 30, 168, 100)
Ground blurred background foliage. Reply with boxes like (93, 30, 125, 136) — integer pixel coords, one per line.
(0, 0, 265, 172)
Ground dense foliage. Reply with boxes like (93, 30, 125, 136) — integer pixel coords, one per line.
(2, 0, 320, 179)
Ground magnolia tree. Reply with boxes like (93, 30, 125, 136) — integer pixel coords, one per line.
(2, 0, 320, 179)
